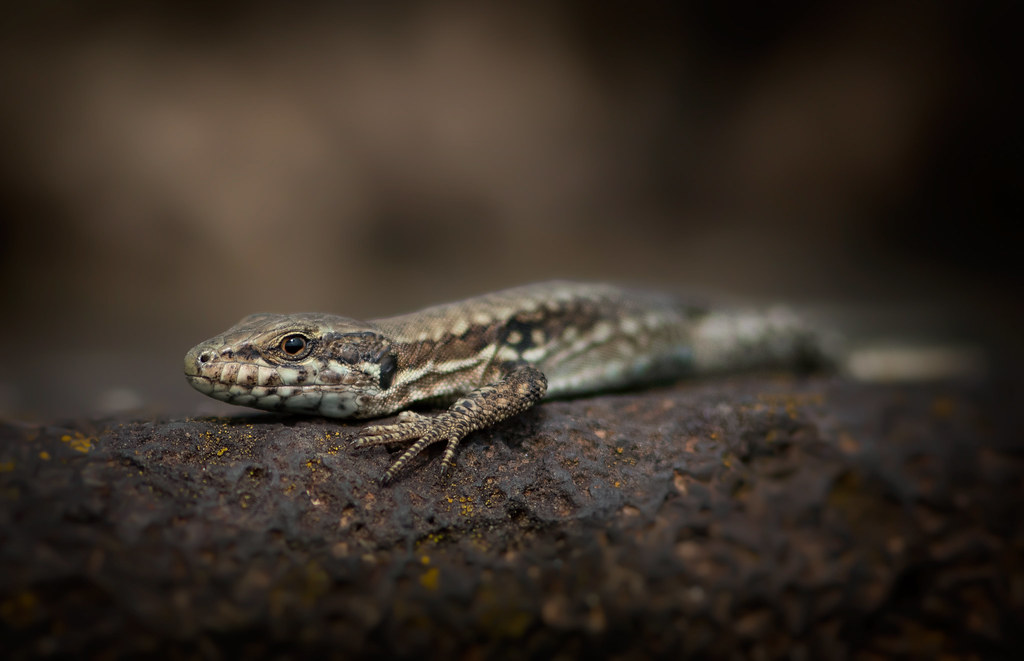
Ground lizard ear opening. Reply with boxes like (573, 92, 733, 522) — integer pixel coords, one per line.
(378, 353, 398, 390)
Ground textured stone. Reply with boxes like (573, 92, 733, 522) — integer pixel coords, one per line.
(0, 374, 1021, 659)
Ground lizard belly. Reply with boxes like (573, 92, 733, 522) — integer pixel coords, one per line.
(542, 344, 695, 397)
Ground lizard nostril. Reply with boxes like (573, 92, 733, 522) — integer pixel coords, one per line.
(198, 351, 212, 364)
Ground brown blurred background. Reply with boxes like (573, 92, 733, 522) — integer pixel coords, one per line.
(0, 1, 1018, 419)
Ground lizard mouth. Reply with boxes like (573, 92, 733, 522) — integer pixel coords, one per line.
(185, 372, 285, 398)
(185, 352, 279, 390)
(184, 374, 215, 392)
(185, 370, 360, 417)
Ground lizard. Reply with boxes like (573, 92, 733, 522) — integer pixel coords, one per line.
(184, 281, 827, 484)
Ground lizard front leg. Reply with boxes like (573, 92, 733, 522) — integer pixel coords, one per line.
(352, 364, 548, 484)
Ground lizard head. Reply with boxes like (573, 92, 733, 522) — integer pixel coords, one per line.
(184, 313, 398, 418)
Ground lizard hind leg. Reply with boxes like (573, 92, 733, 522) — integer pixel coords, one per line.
(368, 363, 549, 485)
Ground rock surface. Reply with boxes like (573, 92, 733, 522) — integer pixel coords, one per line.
(1, 374, 1021, 659)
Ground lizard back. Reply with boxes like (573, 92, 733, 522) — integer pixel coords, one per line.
(373, 281, 706, 400)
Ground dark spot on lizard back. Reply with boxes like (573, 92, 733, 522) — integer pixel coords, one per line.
(379, 353, 398, 390)
(500, 319, 539, 353)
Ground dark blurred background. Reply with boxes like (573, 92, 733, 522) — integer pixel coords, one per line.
(0, 1, 1018, 419)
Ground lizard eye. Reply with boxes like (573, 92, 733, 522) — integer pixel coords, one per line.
(280, 334, 308, 356)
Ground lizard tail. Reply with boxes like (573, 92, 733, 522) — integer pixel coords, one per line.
(690, 307, 836, 375)
(691, 306, 986, 382)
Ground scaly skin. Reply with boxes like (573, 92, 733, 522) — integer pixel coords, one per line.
(184, 281, 823, 483)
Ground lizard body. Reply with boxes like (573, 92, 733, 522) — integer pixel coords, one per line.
(184, 281, 824, 483)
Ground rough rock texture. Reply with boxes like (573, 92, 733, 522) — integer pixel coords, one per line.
(1, 374, 1021, 659)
